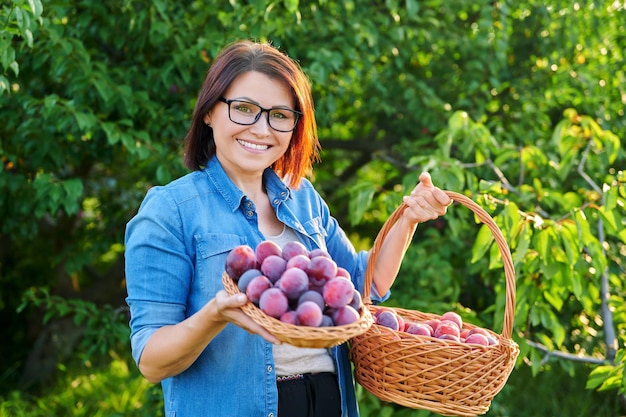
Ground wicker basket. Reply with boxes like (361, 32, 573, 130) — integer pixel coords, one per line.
(349, 191, 519, 417)
(222, 272, 374, 348)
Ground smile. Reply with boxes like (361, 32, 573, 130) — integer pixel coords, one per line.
(238, 139, 269, 151)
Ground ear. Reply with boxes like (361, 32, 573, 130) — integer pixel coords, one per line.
(203, 113, 212, 126)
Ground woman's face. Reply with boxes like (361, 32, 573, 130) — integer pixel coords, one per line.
(206, 71, 295, 182)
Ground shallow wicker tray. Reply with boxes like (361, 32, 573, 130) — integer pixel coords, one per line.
(222, 272, 374, 348)
(349, 191, 520, 417)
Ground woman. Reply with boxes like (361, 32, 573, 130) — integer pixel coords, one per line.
(125, 39, 450, 417)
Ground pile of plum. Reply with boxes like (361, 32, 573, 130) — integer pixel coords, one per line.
(225, 241, 365, 327)
(374, 308, 499, 346)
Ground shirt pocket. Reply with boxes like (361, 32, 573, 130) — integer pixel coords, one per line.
(195, 233, 248, 296)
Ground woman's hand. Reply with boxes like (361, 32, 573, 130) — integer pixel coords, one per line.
(213, 290, 281, 344)
(401, 172, 451, 224)
(371, 172, 451, 296)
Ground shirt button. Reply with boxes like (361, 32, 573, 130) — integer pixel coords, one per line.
(280, 191, 287, 197)
(267, 365, 273, 373)
(247, 210, 254, 217)
(273, 199, 280, 205)
(268, 413, 274, 417)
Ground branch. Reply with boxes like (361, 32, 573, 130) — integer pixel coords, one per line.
(577, 140, 603, 194)
(525, 339, 608, 365)
(486, 158, 520, 196)
(577, 140, 618, 362)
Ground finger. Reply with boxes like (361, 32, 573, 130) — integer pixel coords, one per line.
(214, 291, 281, 344)
(409, 190, 440, 210)
(433, 188, 452, 206)
(250, 324, 282, 345)
(402, 195, 441, 223)
(215, 290, 248, 308)
(410, 172, 434, 197)
(418, 172, 433, 188)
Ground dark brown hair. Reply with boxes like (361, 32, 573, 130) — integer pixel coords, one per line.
(183, 40, 319, 188)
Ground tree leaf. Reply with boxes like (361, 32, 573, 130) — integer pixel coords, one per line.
(513, 221, 531, 267)
(597, 206, 617, 232)
(348, 181, 376, 225)
(74, 111, 96, 131)
(559, 220, 579, 267)
(28, 0, 44, 18)
(471, 224, 494, 263)
(543, 289, 563, 312)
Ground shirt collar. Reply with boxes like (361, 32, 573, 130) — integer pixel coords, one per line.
(203, 155, 291, 212)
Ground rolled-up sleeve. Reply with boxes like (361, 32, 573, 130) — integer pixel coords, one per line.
(124, 187, 192, 366)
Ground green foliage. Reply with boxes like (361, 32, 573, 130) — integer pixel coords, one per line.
(1, 0, 625, 415)
(0, 0, 43, 90)
(17, 288, 129, 361)
(587, 349, 626, 395)
(0, 355, 163, 417)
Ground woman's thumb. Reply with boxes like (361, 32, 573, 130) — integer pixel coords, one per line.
(419, 172, 433, 187)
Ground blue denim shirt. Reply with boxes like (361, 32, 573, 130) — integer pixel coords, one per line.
(125, 155, 388, 417)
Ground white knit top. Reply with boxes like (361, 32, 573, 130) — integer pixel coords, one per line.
(265, 226, 336, 376)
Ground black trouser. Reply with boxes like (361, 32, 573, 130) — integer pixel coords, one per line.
(277, 372, 341, 417)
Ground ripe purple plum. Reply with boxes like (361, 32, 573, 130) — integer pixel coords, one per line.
(397, 315, 406, 332)
(296, 301, 323, 327)
(320, 315, 334, 327)
(335, 267, 351, 280)
(279, 310, 298, 325)
(441, 311, 463, 329)
(374, 307, 394, 319)
(298, 290, 325, 311)
(465, 333, 490, 346)
(460, 329, 470, 340)
(276, 267, 309, 300)
(376, 310, 400, 331)
(404, 322, 434, 336)
(323, 277, 355, 309)
(259, 288, 289, 318)
(225, 245, 257, 280)
(468, 327, 490, 337)
(309, 248, 331, 259)
(281, 241, 309, 261)
(438, 333, 461, 342)
(425, 319, 441, 334)
(261, 255, 287, 284)
(245, 275, 272, 305)
(306, 256, 338, 286)
(237, 268, 262, 292)
(434, 321, 461, 338)
(255, 240, 282, 265)
(285, 254, 310, 270)
(348, 289, 363, 312)
(332, 305, 360, 326)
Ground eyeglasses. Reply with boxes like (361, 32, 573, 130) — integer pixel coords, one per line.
(219, 97, 302, 132)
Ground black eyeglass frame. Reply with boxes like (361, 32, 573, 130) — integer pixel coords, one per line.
(218, 97, 302, 132)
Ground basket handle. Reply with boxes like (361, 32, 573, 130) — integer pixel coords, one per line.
(362, 190, 516, 340)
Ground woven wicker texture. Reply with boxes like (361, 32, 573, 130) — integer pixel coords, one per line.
(222, 272, 374, 348)
(349, 191, 519, 416)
